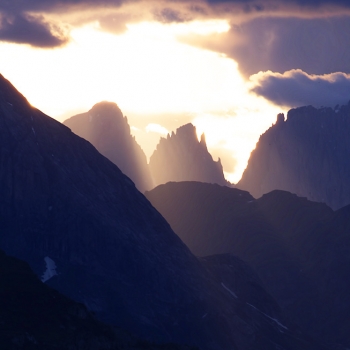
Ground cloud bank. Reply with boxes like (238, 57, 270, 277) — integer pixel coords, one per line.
(250, 69, 350, 108)
(2, 0, 350, 49)
(0, 12, 68, 47)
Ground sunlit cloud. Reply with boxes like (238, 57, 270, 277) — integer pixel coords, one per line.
(146, 123, 169, 135)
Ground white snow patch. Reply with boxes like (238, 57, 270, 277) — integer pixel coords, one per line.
(246, 303, 288, 330)
(7, 102, 13, 106)
(32, 127, 36, 135)
(221, 282, 238, 298)
(202, 313, 208, 319)
(41, 256, 58, 282)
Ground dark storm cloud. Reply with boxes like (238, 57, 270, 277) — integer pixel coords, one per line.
(230, 17, 350, 77)
(250, 69, 350, 108)
(0, 12, 68, 47)
(154, 8, 190, 23)
(3, 0, 350, 49)
(181, 16, 350, 77)
(0, 0, 127, 48)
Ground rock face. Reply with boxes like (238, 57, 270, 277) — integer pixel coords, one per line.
(145, 181, 350, 349)
(149, 123, 229, 187)
(0, 74, 327, 350)
(0, 249, 195, 350)
(237, 105, 350, 209)
(64, 102, 153, 192)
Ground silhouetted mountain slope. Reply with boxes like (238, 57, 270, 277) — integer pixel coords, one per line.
(237, 105, 350, 209)
(0, 74, 326, 350)
(201, 254, 325, 350)
(149, 123, 229, 187)
(146, 182, 350, 348)
(64, 102, 153, 192)
(0, 249, 196, 350)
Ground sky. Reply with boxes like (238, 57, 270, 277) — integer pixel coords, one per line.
(1, 0, 350, 183)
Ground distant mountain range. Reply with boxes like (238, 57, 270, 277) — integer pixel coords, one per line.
(237, 105, 350, 209)
(64, 108, 230, 190)
(146, 181, 350, 348)
(0, 74, 327, 349)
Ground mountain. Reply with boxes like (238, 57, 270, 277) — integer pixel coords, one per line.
(64, 102, 153, 192)
(0, 249, 195, 350)
(0, 74, 327, 349)
(145, 181, 350, 348)
(149, 123, 230, 187)
(237, 105, 350, 209)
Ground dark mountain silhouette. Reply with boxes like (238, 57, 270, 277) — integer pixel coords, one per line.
(64, 102, 153, 192)
(146, 181, 350, 348)
(149, 123, 230, 187)
(0, 74, 327, 349)
(237, 104, 350, 209)
(0, 249, 195, 350)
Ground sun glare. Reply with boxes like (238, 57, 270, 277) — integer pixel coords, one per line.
(0, 18, 281, 182)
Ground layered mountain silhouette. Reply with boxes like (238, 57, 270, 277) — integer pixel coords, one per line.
(237, 105, 350, 209)
(0, 249, 195, 350)
(0, 74, 327, 349)
(149, 123, 230, 187)
(64, 102, 153, 192)
(146, 181, 350, 348)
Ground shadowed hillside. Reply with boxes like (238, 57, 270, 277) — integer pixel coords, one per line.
(146, 181, 350, 348)
(0, 249, 198, 350)
(0, 74, 328, 350)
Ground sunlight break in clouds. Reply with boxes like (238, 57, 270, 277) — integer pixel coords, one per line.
(0, 19, 280, 182)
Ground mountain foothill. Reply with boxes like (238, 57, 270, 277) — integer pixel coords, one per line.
(0, 72, 350, 349)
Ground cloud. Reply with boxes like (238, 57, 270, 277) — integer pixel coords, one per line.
(180, 15, 350, 77)
(0, 12, 68, 47)
(250, 69, 350, 108)
(3, 0, 350, 49)
(145, 123, 169, 135)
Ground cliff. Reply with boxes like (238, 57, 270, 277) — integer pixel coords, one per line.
(237, 104, 350, 209)
(149, 123, 230, 187)
(64, 102, 153, 192)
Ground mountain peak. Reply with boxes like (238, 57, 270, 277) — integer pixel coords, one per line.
(64, 102, 153, 192)
(149, 123, 229, 187)
(237, 102, 350, 209)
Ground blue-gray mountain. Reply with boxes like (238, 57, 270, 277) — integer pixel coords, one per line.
(64, 102, 153, 192)
(145, 181, 350, 349)
(237, 104, 350, 209)
(0, 74, 326, 350)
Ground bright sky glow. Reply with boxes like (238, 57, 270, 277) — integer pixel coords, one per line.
(0, 19, 281, 182)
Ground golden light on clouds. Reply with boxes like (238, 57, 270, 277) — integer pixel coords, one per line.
(0, 18, 282, 182)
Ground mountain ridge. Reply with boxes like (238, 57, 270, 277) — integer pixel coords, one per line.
(63, 101, 153, 192)
(149, 123, 230, 187)
(145, 181, 350, 348)
(237, 104, 350, 209)
(0, 73, 328, 350)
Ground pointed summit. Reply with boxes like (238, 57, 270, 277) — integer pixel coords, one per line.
(64, 102, 153, 192)
(149, 123, 229, 187)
